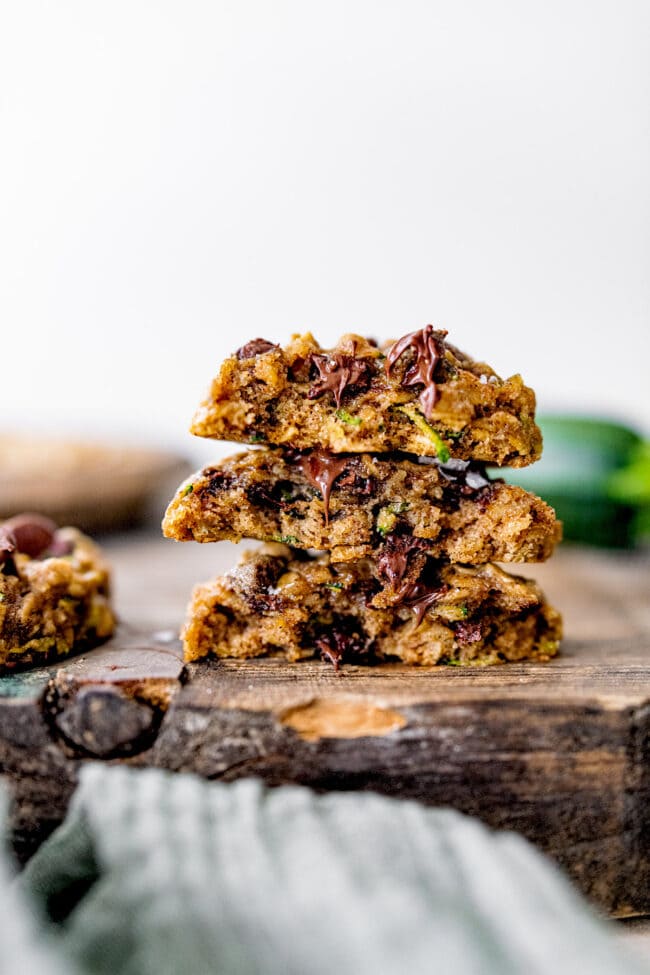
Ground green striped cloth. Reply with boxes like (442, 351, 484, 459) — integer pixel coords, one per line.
(2, 765, 646, 975)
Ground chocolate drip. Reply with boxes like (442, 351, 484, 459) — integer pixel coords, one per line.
(235, 338, 279, 359)
(385, 325, 447, 420)
(307, 353, 372, 408)
(401, 581, 451, 627)
(296, 451, 350, 524)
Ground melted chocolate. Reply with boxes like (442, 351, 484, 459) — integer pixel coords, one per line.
(315, 623, 367, 672)
(385, 325, 447, 419)
(376, 533, 429, 591)
(425, 457, 491, 496)
(235, 338, 279, 359)
(377, 534, 449, 625)
(307, 353, 372, 408)
(296, 451, 350, 524)
(401, 581, 450, 627)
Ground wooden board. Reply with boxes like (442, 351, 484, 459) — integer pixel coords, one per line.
(0, 535, 649, 918)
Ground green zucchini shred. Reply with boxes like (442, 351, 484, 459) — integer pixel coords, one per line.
(335, 409, 362, 428)
(395, 405, 451, 462)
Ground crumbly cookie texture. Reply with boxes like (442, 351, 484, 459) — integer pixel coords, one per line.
(164, 449, 561, 565)
(182, 546, 562, 668)
(190, 327, 542, 468)
(0, 514, 115, 671)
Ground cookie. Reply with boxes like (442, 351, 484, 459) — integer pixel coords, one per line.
(0, 514, 116, 671)
(164, 449, 561, 565)
(182, 546, 561, 668)
(190, 327, 542, 468)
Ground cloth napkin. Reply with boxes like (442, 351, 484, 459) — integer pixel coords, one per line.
(1, 764, 645, 975)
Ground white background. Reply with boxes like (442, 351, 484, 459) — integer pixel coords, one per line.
(2, 0, 649, 464)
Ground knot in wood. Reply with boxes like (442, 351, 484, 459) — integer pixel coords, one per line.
(53, 684, 156, 758)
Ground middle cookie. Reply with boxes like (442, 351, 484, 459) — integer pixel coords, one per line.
(163, 449, 561, 565)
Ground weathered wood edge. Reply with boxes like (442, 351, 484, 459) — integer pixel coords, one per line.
(0, 640, 649, 917)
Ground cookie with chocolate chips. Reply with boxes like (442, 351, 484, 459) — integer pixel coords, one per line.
(163, 449, 561, 567)
(0, 513, 115, 671)
(182, 546, 562, 667)
(189, 326, 543, 468)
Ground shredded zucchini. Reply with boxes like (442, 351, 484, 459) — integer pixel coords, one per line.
(395, 405, 451, 462)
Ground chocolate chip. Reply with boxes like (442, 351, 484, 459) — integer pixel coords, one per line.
(231, 555, 286, 614)
(376, 533, 429, 590)
(336, 470, 376, 496)
(200, 470, 236, 498)
(2, 513, 57, 559)
(247, 592, 284, 614)
(307, 353, 372, 408)
(385, 325, 448, 420)
(422, 456, 491, 497)
(0, 526, 17, 571)
(314, 620, 369, 671)
(235, 338, 279, 359)
(0, 526, 17, 559)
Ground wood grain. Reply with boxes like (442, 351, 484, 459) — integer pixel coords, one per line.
(0, 534, 649, 917)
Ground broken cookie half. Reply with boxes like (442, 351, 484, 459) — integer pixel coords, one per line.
(190, 327, 542, 468)
(163, 449, 561, 568)
(182, 547, 562, 668)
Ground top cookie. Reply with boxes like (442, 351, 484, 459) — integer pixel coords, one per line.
(190, 326, 542, 467)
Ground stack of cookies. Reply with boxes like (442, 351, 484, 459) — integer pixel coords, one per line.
(163, 326, 562, 668)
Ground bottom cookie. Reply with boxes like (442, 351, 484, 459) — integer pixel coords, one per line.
(182, 545, 561, 668)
